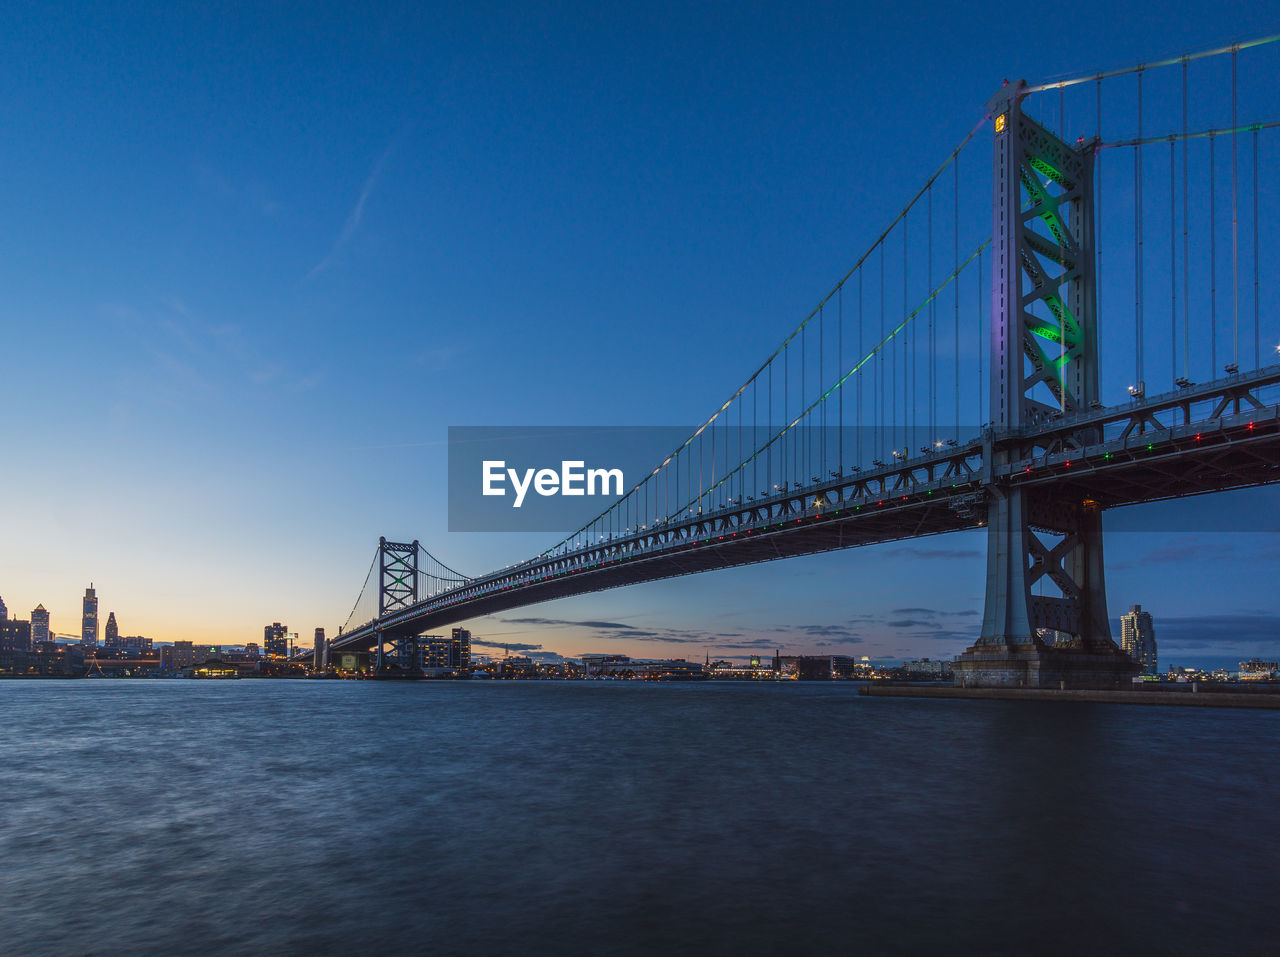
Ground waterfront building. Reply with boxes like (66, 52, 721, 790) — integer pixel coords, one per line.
(121, 635, 152, 652)
(0, 618, 33, 651)
(497, 654, 537, 677)
(161, 640, 197, 671)
(1119, 605, 1158, 674)
(192, 645, 221, 663)
(31, 605, 50, 645)
(580, 654, 708, 679)
(901, 658, 952, 676)
(421, 629, 471, 671)
(81, 584, 99, 649)
(314, 627, 326, 670)
(1238, 659, 1278, 680)
(264, 622, 288, 658)
(581, 653, 631, 676)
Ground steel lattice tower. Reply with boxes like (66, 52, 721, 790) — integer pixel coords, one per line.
(954, 83, 1137, 686)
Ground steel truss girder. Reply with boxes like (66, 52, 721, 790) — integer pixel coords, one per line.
(378, 537, 419, 616)
(991, 84, 1098, 429)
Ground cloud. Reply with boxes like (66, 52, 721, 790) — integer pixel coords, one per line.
(305, 146, 392, 280)
(887, 607, 979, 618)
(499, 616, 637, 630)
(1111, 538, 1280, 570)
(109, 300, 324, 407)
(777, 623, 865, 644)
(471, 639, 542, 652)
(591, 631, 705, 644)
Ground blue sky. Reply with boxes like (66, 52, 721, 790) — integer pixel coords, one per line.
(2, 1, 1278, 669)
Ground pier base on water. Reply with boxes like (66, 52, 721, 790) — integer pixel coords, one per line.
(952, 642, 1140, 689)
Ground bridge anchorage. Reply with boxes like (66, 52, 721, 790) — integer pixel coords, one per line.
(334, 43, 1280, 689)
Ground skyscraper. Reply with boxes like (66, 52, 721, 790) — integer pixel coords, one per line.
(31, 605, 50, 645)
(0, 594, 7, 621)
(264, 622, 288, 658)
(1120, 604, 1157, 675)
(104, 612, 119, 647)
(81, 584, 98, 649)
(314, 627, 326, 670)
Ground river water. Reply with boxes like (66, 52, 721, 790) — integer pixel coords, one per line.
(1, 680, 1275, 955)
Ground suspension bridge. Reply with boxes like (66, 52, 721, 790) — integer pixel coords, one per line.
(328, 37, 1280, 686)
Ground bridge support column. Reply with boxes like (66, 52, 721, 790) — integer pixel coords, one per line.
(372, 538, 421, 677)
(954, 82, 1137, 688)
(955, 490, 1138, 687)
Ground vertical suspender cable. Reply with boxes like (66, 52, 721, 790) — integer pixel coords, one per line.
(1211, 134, 1217, 374)
(954, 155, 960, 442)
(893, 231, 898, 454)
(819, 305, 825, 478)
(1135, 70, 1144, 390)
(1096, 77, 1104, 383)
(903, 214, 909, 452)
(929, 184, 936, 443)
(838, 286, 843, 471)
(1170, 141, 1177, 385)
(859, 268, 864, 465)
(1231, 48, 1240, 366)
(1182, 59, 1190, 379)
(1253, 129, 1260, 367)
(978, 248, 984, 426)
(880, 243, 886, 457)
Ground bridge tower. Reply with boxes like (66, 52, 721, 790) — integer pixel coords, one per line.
(374, 537, 423, 674)
(953, 82, 1139, 687)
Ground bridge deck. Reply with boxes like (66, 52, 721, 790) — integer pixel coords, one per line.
(332, 371, 1280, 651)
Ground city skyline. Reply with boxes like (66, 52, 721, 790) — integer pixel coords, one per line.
(2, 3, 1279, 669)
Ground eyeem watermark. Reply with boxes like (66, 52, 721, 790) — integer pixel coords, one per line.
(450, 426, 683, 531)
(483, 460, 624, 508)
